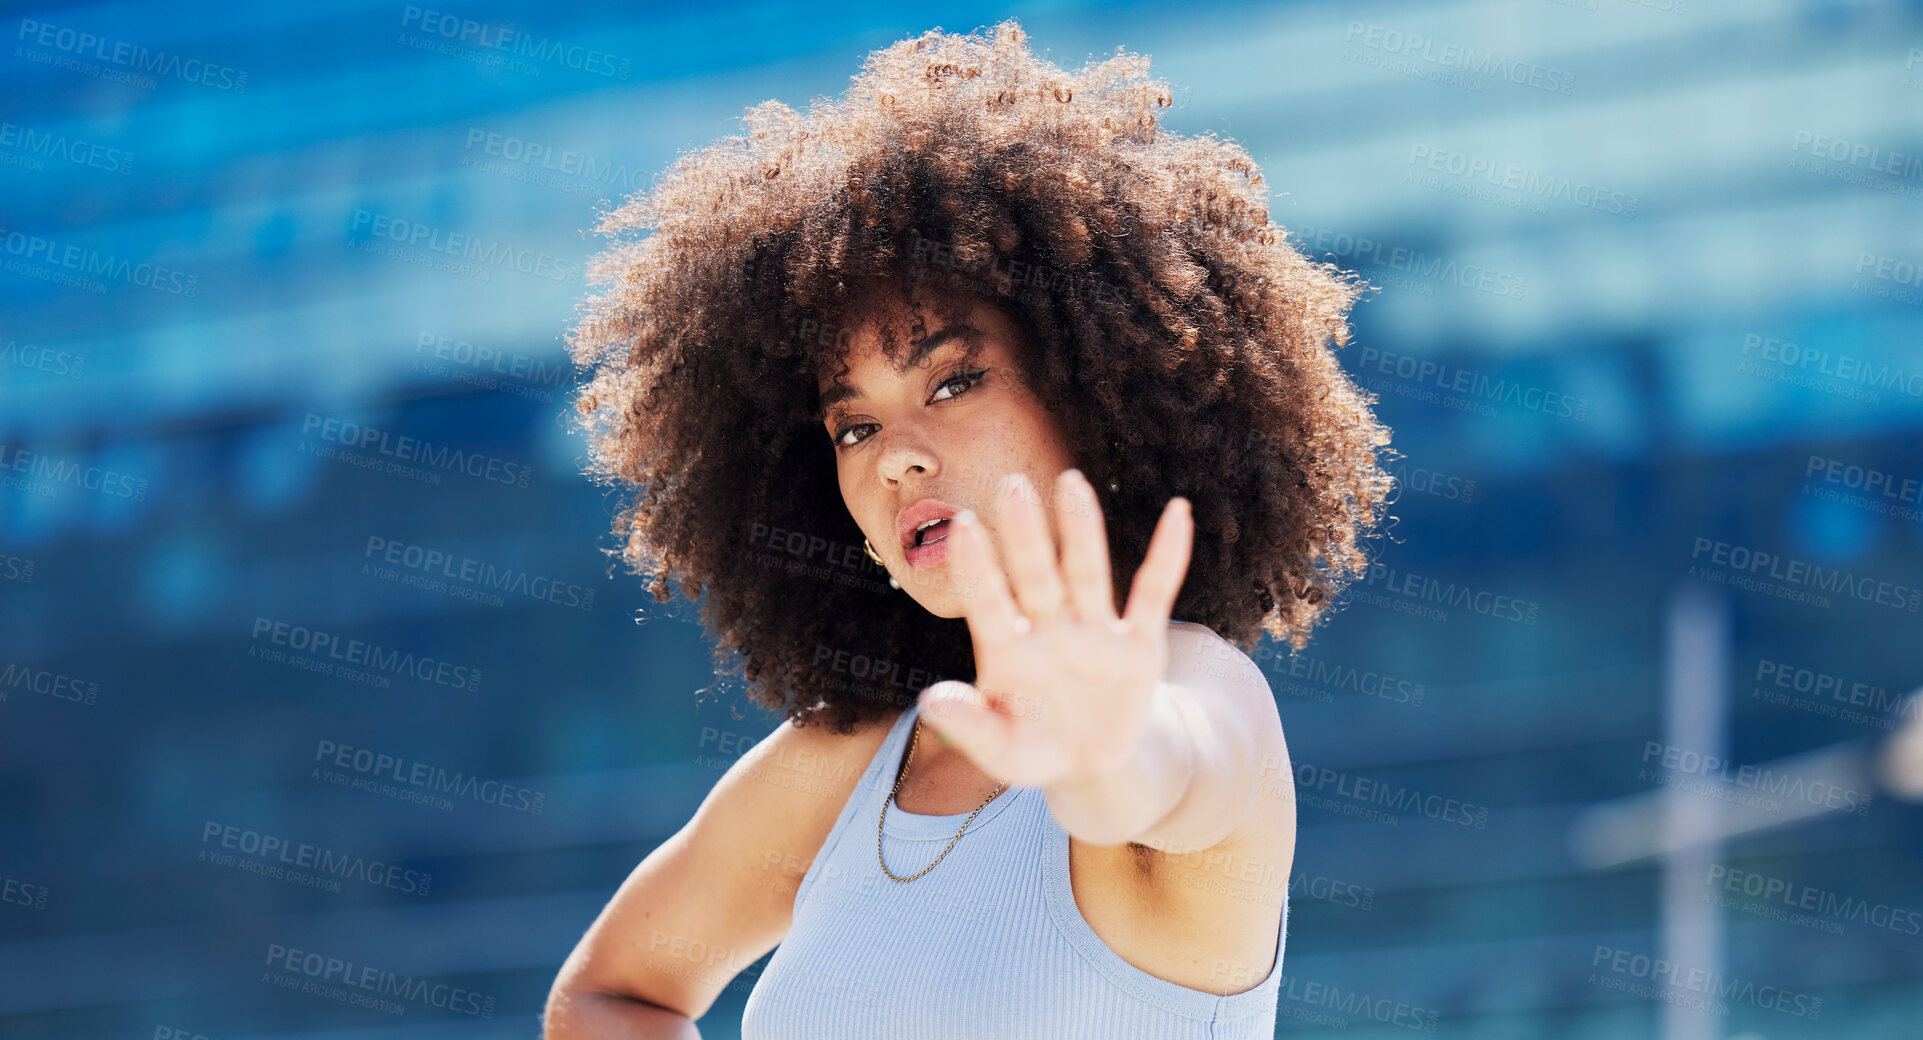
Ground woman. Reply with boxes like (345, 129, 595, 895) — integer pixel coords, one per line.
(545, 20, 1393, 1039)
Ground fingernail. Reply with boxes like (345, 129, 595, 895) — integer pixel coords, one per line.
(956, 508, 977, 526)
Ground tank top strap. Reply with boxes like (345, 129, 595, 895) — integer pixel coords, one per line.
(790, 705, 922, 907)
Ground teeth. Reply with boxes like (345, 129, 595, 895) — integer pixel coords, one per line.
(912, 516, 949, 548)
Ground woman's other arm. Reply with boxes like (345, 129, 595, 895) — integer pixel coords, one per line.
(542, 713, 893, 1038)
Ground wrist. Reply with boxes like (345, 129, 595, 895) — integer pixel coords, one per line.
(1045, 680, 1197, 843)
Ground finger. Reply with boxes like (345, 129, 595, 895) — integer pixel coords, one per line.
(1122, 497, 1193, 631)
(997, 472, 1068, 623)
(950, 506, 1028, 644)
(919, 682, 1010, 770)
(1055, 469, 1118, 623)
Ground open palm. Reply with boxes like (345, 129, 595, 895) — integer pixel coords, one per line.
(917, 468, 1194, 788)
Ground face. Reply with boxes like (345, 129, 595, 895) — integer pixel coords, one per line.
(816, 286, 1081, 618)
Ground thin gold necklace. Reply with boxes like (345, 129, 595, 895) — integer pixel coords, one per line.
(877, 717, 1006, 882)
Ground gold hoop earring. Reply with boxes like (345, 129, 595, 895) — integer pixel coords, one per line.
(863, 537, 901, 590)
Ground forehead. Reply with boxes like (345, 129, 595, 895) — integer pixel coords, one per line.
(814, 288, 1012, 394)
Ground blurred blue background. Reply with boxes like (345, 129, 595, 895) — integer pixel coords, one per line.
(3, 0, 1921, 1037)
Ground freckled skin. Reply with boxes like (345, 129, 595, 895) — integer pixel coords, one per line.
(820, 285, 1082, 621)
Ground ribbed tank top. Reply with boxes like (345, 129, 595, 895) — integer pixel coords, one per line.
(741, 699, 1289, 1038)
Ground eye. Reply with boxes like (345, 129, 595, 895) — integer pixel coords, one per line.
(828, 368, 989, 451)
(932, 367, 989, 403)
(831, 421, 877, 448)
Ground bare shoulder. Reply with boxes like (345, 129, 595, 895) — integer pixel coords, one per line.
(1067, 623, 1296, 995)
(697, 707, 906, 905)
(1148, 621, 1295, 887)
(548, 707, 903, 1023)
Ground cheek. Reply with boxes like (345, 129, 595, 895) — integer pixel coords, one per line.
(1005, 403, 1076, 468)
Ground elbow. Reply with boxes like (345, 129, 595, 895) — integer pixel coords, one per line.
(543, 965, 610, 1040)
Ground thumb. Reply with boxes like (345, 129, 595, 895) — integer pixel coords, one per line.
(918, 681, 1007, 765)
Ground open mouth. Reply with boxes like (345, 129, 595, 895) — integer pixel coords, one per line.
(911, 517, 952, 548)
(896, 498, 961, 569)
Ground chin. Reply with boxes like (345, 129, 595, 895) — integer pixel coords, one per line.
(907, 593, 964, 619)
(899, 581, 964, 619)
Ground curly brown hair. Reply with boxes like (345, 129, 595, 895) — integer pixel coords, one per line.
(567, 19, 1396, 735)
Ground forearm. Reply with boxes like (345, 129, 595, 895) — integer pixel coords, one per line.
(1043, 679, 1197, 845)
(543, 988, 703, 1040)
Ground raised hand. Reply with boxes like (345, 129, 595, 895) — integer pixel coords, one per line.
(916, 467, 1193, 788)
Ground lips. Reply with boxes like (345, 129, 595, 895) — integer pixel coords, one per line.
(895, 498, 960, 569)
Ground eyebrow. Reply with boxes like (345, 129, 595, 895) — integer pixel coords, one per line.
(815, 324, 984, 422)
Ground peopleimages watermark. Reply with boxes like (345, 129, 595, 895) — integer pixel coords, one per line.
(1285, 758, 1491, 829)
(14, 19, 249, 92)
(460, 128, 645, 197)
(298, 412, 535, 489)
(1195, 639, 1426, 708)
(1589, 945, 1822, 1020)
(1290, 222, 1527, 300)
(0, 223, 199, 296)
(348, 208, 581, 285)
(1272, 971, 1440, 1032)
(313, 739, 546, 814)
(1751, 656, 1920, 735)
(0, 443, 148, 500)
(1704, 864, 1922, 938)
(1352, 562, 1542, 626)
(909, 234, 1128, 310)
(199, 820, 432, 896)
(811, 643, 1030, 714)
(1292, 871, 1377, 912)
(263, 941, 496, 1017)
(247, 616, 485, 693)
(744, 519, 976, 600)
(1639, 741, 1874, 816)
(2, 873, 49, 910)
(0, 661, 98, 707)
(1853, 251, 1923, 308)
(1803, 455, 1922, 522)
(1262, 650, 1425, 708)
(1406, 143, 1637, 218)
(1343, 21, 1575, 95)
(413, 332, 569, 402)
(1688, 536, 1922, 614)
(1737, 332, 1921, 404)
(1138, 839, 1292, 911)
(692, 726, 864, 801)
(361, 535, 594, 611)
(397, 6, 631, 80)
(0, 553, 34, 584)
(1356, 347, 1587, 423)
(1, 336, 86, 379)
(0, 121, 133, 175)
(1383, 459, 1476, 505)
(1789, 130, 1923, 201)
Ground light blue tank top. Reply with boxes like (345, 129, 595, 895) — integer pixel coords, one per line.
(740, 698, 1289, 1038)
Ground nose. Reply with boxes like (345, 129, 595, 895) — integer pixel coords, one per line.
(875, 426, 939, 487)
